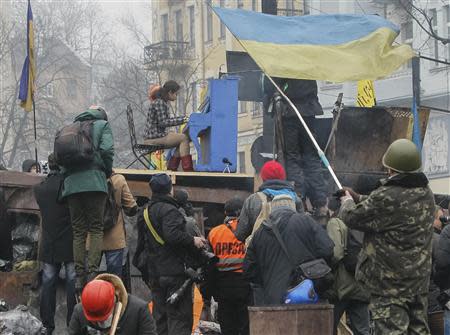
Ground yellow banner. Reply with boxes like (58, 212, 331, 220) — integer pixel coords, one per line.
(356, 80, 376, 107)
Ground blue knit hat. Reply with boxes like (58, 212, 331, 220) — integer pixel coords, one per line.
(150, 173, 172, 194)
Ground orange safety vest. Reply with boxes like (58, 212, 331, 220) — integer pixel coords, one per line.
(208, 218, 246, 273)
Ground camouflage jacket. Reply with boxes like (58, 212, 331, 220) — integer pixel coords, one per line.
(339, 172, 435, 297)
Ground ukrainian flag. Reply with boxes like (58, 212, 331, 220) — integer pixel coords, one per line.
(19, 0, 35, 112)
(213, 8, 414, 82)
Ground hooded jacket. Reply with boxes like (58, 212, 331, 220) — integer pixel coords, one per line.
(236, 179, 301, 242)
(244, 207, 334, 305)
(339, 172, 435, 297)
(69, 274, 156, 335)
(62, 109, 114, 198)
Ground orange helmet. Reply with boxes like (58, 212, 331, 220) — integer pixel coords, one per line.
(148, 84, 161, 101)
(81, 280, 115, 322)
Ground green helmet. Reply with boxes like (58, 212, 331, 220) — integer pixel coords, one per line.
(382, 139, 422, 173)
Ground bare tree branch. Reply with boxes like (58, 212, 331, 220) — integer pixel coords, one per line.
(400, 0, 450, 45)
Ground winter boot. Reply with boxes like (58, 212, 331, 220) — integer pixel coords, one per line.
(181, 155, 194, 172)
(167, 156, 181, 171)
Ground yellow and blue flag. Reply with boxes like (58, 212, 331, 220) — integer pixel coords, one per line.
(18, 0, 35, 112)
(213, 8, 415, 82)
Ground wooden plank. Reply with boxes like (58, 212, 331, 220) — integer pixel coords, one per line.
(249, 304, 334, 335)
(115, 168, 254, 179)
(126, 180, 251, 204)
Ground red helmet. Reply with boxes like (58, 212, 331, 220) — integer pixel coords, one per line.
(81, 280, 115, 322)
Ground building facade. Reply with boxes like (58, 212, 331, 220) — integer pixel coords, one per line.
(149, 0, 302, 174)
(149, 0, 450, 195)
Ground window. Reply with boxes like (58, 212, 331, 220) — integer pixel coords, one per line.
(252, 0, 257, 11)
(161, 14, 169, 41)
(238, 101, 247, 114)
(190, 82, 197, 112)
(401, 20, 413, 69)
(66, 79, 77, 98)
(429, 9, 439, 65)
(189, 6, 195, 48)
(285, 0, 294, 16)
(175, 10, 183, 42)
(177, 88, 185, 115)
(206, 0, 213, 42)
(252, 102, 263, 117)
(237, 0, 244, 9)
(42, 83, 54, 98)
(303, 0, 310, 15)
(220, 0, 226, 39)
(446, 5, 450, 59)
(238, 152, 246, 173)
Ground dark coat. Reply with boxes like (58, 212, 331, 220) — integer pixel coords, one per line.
(137, 194, 196, 277)
(434, 225, 450, 290)
(236, 179, 301, 242)
(34, 171, 73, 264)
(62, 108, 114, 198)
(244, 207, 334, 305)
(264, 77, 323, 117)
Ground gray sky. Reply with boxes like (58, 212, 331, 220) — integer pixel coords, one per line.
(99, 0, 152, 55)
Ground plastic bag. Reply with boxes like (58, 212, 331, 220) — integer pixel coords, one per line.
(12, 243, 35, 263)
(0, 305, 43, 335)
(11, 221, 39, 244)
(193, 321, 221, 335)
(0, 259, 12, 272)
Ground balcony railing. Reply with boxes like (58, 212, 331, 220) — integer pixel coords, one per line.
(277, 8, 304, 16)
(144, 41, 193, 68)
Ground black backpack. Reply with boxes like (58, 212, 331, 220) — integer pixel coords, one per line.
(103, 179, 120, 232)
(54, 120, 95, 167)
(343, 229, 363, 274)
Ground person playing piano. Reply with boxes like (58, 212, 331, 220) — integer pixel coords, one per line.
(143, 80, 193, 171)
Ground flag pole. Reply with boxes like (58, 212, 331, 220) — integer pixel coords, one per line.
(32, 95, 39, 172)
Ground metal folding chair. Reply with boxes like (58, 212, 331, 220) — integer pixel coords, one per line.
(126, 104, 164, 169)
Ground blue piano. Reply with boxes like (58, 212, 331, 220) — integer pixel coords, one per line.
(188, 77, 239, 172)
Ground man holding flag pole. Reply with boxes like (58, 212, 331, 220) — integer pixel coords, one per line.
(18, 0, 39, 172)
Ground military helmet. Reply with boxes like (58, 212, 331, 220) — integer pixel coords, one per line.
(382, 139, 421, 173)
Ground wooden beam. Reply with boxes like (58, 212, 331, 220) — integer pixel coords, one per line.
(126, 180, 251, 204)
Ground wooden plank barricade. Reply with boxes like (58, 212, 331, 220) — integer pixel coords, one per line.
(248, 304, 334, 335)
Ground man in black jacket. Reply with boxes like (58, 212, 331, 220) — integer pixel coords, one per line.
(139, 173, 206, 335)
(244, 196, 334, 305)
(265, 78, 328, 212)
(34, 154, 75, 335)
(434, 214, 450, 331)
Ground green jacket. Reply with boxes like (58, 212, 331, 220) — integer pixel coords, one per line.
(339, 173, 435, 298)
(326, 217, 369, 302)
(62, 109, 114, 198)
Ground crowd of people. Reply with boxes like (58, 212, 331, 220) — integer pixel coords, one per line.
(3, 81, 447, 335)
